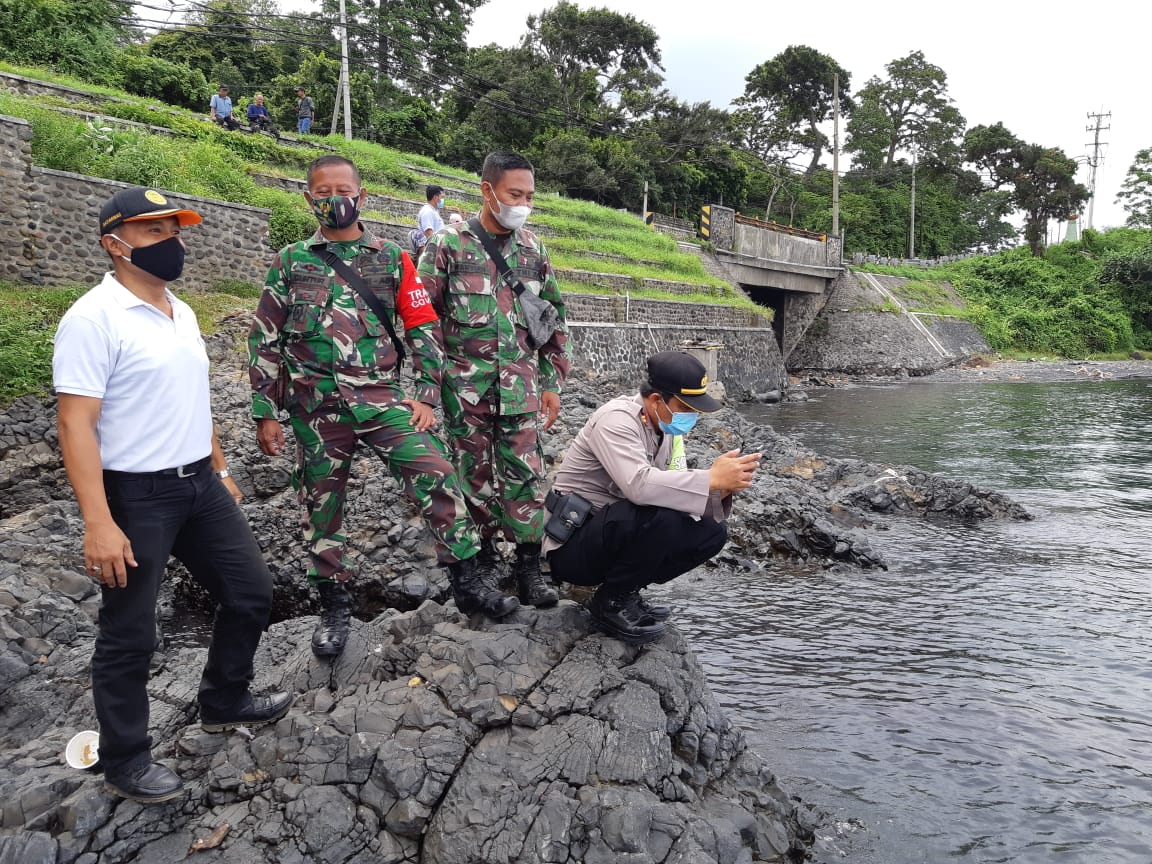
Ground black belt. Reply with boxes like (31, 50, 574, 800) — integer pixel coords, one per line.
(104, 455, 212, 479)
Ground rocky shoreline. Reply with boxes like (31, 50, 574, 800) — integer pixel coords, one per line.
(0, 315, 1033, 863)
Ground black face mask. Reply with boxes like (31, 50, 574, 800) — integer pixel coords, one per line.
(112, 234, 185, 283)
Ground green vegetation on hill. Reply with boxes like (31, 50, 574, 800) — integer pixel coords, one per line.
(0, 72, 741, 306)
(858, 227, 1152, 357)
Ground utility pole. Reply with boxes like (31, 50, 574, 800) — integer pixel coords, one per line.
(1085, 110, 1110, 230)
(908, 140, 917, 259)
(641, 180, 648, 221)
(339, 0, 353, 140)
(832, 73, 840, 237)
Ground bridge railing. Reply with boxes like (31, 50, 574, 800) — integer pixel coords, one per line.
(734, 214, 827, 242)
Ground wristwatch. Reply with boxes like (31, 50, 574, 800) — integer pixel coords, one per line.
(216, 469, 231, 479)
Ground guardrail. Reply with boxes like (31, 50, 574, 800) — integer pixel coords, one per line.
(734, 214, 827, 241)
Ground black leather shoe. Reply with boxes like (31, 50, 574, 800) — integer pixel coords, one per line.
(201, 691, 293, 733)
(104, 762, 185, 804)
(448, 555, 519, 619)
(513, 543, 558, 607)
(589, 589, 667, 644)
(312, 580, 353, 658)
(630, 591, 672, 622)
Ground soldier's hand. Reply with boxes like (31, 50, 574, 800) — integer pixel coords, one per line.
(403, 399, 437, 432)
(708, 450, 762, 494)
(540, 390, 561, 431)
(257, 418, 285, 456)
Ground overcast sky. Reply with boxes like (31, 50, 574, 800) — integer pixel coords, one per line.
(463, 0, 1142, 231)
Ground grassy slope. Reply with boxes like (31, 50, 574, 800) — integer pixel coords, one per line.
(0, 62, 736, 298)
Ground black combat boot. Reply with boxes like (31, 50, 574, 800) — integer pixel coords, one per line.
(512, 542, 558, 607)
(448, 555, 519, 619)
(628, 590, 672, 622)
(312, 580, 353, 659)
(474, 536, 502, 585)
(588, 587, 667, 644)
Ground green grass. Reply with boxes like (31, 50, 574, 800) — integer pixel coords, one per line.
(0, 282, 254, 406)
(559, 281, 768, 314)
(2, 64, 753, 312)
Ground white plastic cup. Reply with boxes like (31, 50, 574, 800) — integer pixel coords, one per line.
(64, 731, 100, 769)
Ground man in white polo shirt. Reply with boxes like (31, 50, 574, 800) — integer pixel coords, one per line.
(53, 187, 291, 804)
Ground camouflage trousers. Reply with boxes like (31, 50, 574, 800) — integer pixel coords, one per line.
(443, 391, 544, 545)
(289, 405, 479, 584)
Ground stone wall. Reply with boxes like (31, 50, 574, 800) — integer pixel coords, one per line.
(0, 114, 272, 290)
(564, 293, 770, 329)
(570, 322, 785, 396)
(0, 117, 32, 282)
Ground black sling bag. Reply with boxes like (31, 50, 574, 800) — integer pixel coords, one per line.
(318, 247, 407, 369)
(466, 217, 561, 350)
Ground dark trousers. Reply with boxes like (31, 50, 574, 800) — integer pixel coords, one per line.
(547, 500, 727, 594)
(94, 467, 272, 774)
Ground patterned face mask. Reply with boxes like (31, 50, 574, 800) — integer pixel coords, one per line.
(308, 193, 361, 229)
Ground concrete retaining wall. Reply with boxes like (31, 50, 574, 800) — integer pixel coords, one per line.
(570, 323, 785, 397)
(786, 270, 990, 375)
(565, 293, 770, 328)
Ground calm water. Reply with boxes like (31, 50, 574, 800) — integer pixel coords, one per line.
(653, 380, 1152, 863)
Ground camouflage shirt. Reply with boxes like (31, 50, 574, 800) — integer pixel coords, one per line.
(249, 227, 443, 419)
(417, 222, 570, 415)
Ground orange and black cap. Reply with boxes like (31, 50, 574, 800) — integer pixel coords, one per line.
(98, 187, 202, 236)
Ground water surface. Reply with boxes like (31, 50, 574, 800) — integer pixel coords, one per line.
(654, 380, 1152, 863)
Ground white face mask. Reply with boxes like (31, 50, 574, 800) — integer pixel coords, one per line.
(486, 188, 531, 231)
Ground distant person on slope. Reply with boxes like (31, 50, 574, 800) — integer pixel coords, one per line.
(295, 86, 315, 134)
(209, 84, 240, 131)
(410, 185, 444, 264)
(246, 92, 274, 133)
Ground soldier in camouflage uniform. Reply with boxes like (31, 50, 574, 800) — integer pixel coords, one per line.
(418, 151, 571, 608)
(249, 156, 517, 660)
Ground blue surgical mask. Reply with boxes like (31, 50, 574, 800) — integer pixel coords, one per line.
(436, 198, 444, 210)
(657, 401, 699, 436)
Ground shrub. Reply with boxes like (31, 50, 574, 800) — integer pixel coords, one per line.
(115, 50, 210, 110)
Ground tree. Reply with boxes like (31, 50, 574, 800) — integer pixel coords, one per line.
(143, 0, 288, 95)
(328, 0, 487, 100)
(965, 122, 1089, 256)
(1116, 147, 1152, 228)
(846, 51, 965, 170)
(522, 1, 663, 127)
(735, 45, 851, 176)
(0, 0, 131, 83)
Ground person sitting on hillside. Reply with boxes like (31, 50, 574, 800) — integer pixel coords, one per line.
(544, 351, 761, 643)
(209, 85, 241, 131)
(246, 93, 274, 134)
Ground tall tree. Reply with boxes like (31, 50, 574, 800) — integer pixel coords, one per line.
(965, 122, 1089, 256)
(1116, 147, 1152, 228)
(330, 0, 487, 100)
(735, 45, 851, 176)
(846, 50, 965, 170)
(522, 1, 663, 128)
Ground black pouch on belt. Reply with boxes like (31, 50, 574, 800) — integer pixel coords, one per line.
(544, 490, 593, 543)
